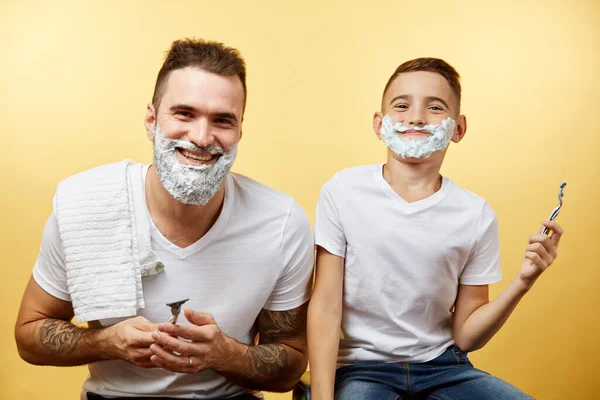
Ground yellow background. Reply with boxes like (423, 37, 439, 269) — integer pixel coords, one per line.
(1, 1, 598, 399)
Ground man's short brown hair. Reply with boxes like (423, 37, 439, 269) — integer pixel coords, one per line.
(382, 58, 461, 108)
(152, 38, 247, 112)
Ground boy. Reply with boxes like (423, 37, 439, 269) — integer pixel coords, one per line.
(307, 58, 562, 400)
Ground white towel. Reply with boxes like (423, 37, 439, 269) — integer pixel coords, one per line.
(54, 160, 163, 323)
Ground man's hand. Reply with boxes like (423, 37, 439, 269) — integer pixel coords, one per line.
(519, 220, 563, 289)
(149, 309, 235, 373)
(102, 316, 158, 368)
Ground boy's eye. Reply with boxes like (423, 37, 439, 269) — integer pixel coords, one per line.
(394, 104, 408, 109)
(429, 106, 443, 111)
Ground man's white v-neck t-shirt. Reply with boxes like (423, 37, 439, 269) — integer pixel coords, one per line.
(315, 164, 502, 365)
(33, 165, 314, 399)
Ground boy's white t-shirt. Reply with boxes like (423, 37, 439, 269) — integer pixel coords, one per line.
(315, 164, 502, 365)
(33, 166, 314, 399)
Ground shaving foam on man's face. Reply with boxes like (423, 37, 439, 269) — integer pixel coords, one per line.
(153, 124, 237, 205)
(379, 115, 456, 159)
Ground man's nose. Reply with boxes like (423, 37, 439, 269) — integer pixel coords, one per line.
(187, 119, 215, 148)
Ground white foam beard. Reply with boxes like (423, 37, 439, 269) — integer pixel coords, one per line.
(380, 115, 456, 159)
(153, 125, 237, 205)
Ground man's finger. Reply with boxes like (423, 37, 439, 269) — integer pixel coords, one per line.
(150, 344, 189, 372)
(157, 322, 219, 342)
(152, 331, 194, 356)
(129, 330, 156, 347)
(184, 309, 216, 326)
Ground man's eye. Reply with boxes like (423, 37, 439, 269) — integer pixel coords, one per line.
(215, 118, 232, 125)
(176, 111, 192, 118)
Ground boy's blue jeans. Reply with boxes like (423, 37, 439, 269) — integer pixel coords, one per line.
(334, 345, 532, 400)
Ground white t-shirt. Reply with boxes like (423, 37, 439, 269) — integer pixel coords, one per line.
(315, 164, 502, 365)
(33, 166, 314, 399)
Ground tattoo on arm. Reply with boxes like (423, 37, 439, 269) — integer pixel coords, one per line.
(258, 303, 307, 342)
(39, 319, 84, 354)
(247, 303, 308, 377)
(247, 344, 290, 375)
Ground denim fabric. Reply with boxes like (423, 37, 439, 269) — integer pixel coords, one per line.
(334, 346, 532, 400)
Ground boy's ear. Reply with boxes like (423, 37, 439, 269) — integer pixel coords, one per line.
(373, 112, 384, 140)
(452, 115, 467, 143)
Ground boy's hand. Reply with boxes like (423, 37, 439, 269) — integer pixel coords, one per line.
(518, 220, 563, 289)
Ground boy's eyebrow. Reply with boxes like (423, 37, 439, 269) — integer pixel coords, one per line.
(425, 96, 450, 109)
(389, 95, 450, 110)
(389, 95, 410, 105)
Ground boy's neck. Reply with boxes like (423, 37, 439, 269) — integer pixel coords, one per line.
(382, 154, 444, 203)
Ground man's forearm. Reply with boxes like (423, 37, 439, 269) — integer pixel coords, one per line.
(16, 318, 109, 366)
(215, 339, 307, 392)
(455, 277, 530, 352)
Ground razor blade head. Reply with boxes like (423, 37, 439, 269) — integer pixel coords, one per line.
(166, 299, 190, 308)
(166, 298, 190, 324)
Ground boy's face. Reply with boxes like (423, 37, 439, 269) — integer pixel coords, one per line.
(374, 71, 467, 162)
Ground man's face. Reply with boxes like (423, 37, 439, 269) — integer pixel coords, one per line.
(145, 67, 245, 205)
(374, 71, 466, 161)
(146, 66, 244, 163)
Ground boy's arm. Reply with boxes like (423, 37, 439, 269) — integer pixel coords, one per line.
(307, 247, 345, 400)
(15, 276, 158, 367)
(453, 221, 563, 352)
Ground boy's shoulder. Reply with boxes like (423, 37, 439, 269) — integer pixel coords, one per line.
(446, 178, 492, 211)
(324, 164, 380, 188)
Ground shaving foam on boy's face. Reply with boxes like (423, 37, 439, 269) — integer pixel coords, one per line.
(379, 115, 456, 159)
(153, 124, 237, 205)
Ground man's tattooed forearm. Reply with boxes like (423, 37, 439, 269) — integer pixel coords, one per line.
(247, 344, 290, 376)
(39, 319, 84, 354)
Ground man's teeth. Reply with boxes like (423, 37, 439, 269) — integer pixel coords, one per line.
(181, 150, 215, 161)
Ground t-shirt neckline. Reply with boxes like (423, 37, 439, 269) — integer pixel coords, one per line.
(142, 165, 233, 259)
(374, 163, 451, 213)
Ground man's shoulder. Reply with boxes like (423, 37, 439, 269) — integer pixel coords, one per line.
(58, 160, 136, 188)
(229, 172, 297, 214)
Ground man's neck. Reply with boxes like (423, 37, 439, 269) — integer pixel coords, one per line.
(145, 165, 226, 248)
(383, 152, 444, 203)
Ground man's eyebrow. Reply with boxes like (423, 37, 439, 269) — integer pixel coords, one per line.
(425, 96, 450, 109)
(169, 104, 197, 112)
(169, 105, 238, 122)
(389, 94, 410, 105)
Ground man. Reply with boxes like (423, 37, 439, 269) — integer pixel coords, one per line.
(15, 39, 314, 399)
(307, 58, 563, 399)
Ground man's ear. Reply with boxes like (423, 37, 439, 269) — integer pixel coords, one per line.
(373, 112, 384, 140)
(451, 114, 467, 143)
(144, 103, 156, 142)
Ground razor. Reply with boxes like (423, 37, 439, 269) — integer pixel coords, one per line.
(541, 182, 566, 235)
